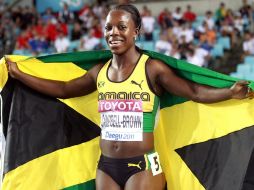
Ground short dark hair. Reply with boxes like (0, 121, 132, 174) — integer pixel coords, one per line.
(112, 4, 142, 32)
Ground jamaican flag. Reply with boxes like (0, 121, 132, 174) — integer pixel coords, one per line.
(0, 50, 254, 190)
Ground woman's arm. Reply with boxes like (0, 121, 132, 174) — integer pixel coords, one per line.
(6, 58, 103, 99)
(147, 59, 250, 103)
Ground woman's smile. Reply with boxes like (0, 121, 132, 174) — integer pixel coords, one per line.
(108, 38, 124, 48)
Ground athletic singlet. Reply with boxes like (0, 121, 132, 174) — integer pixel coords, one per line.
(97, 54, 159, 141)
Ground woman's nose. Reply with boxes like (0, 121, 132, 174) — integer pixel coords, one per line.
(110, 26, 119, 35)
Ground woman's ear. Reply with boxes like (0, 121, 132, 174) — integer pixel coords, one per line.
(135, 27, 140, 35)
(134, 28, 140, 40)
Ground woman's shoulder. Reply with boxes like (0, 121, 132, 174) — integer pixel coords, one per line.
(145, 55, 176, 78)
(93, 62, 105, 71)
(88, 62, 105, 77)
(146, 57, 170, 70)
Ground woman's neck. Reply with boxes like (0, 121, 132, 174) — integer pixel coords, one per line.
(112, 46, 141, 69)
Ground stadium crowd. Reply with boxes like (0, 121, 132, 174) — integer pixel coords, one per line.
(0, 0, 253, 69)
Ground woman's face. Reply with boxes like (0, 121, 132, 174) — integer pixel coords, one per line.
(104, 10, 138, 55)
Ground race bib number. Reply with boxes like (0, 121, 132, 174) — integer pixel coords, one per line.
(99, 100, 143, 141)
(148, 152, 162, 176)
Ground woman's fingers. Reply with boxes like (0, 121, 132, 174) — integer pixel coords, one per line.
(247, 87, 254, 99)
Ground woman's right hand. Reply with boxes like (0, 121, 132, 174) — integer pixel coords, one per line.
(5, 57, 21, 79)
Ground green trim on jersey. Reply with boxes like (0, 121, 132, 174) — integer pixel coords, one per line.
(143, 96, 160, 132)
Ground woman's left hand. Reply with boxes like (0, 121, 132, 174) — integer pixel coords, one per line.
(230, 80, 253, 99)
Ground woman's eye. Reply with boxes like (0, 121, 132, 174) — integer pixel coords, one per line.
(119, 25, 127, 30)
(105, 26, 112, 31)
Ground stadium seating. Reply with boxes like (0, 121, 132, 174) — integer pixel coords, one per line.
(100, 38, 109, 50)
(192, 15, 205, 29)
(68, 40, 79, 52)
(153, 28, 161, 42)
(230, 72, 244, 79)
(244, 56, 254, 65)
(217, 36, 231, 50)
(210, 43, 224, 57)
(230, 60, 254, 80)
(138, 41, 155, 51)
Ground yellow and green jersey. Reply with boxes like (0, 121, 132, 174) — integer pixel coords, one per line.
(97, 54, 160, 141)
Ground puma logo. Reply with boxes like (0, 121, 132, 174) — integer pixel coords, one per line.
(131, 80, 143, 90)
(128, 161, 142, 170)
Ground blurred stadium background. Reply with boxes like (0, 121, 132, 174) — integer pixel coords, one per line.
(1, 0, 254, 188)
(0, 0, 254, 79)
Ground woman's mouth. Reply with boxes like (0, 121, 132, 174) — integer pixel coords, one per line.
(109, 39, 124, 48)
